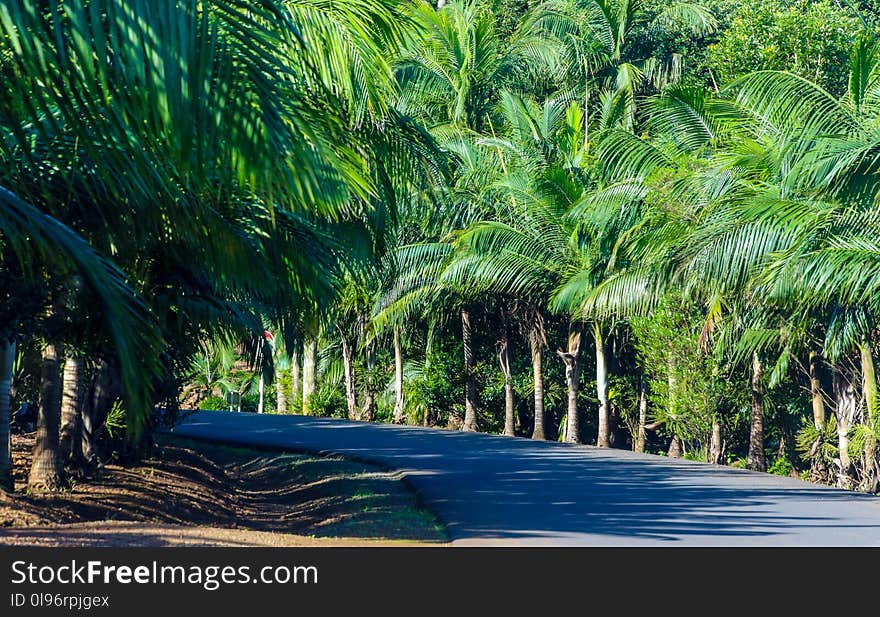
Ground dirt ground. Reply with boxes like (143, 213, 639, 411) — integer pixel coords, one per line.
(0, 434, 447, 546)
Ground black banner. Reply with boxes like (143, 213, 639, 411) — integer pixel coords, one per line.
(0, 547, 875, 614)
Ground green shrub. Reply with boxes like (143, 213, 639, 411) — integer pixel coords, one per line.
(306, 384, 347, 418)
(706, 0, 865, 97)
(239, 394, 260, 414)
(684, 446, 708, 462)
(198, 395, 228, 411)
(768, 456, 794, 477)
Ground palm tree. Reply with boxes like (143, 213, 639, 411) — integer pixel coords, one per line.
(523, 0, 718, 131)
(396, 0, 555, 132)
(443, 152, 587, 441)
(387, 1, 567, 433)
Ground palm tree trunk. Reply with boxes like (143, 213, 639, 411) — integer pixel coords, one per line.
(833, 359, 858, 488)
(859, 340, 879, 493)
(361, 342, 376, 422)
(807, 350, 829, 481)
(393, 328, 405, 424)
(557, 328, 582, 444)
(747, 352, 767, 472)
(710, 419, 723, 464)
(291, 350, 301, 409)
(809, 351, 826, 429)
(461, 309, 478, 432)
(498, 330, 515, 437)
(341, 333, 358, 419)
(667, 435, 683, 458)
(81, 360, 116, 467)
(276, 371, 287, 414)
(59, 356, 82, 461)
(529, 322, 545, 440)
(595, 323, 610, 447)
(81, 375, 97, 465)
(665, 359, 680, 457)
(635, 374, 647, 453)
(28, 342, 64, 491)
(0, 340, 15, 491)
(302, 338, 317, 414)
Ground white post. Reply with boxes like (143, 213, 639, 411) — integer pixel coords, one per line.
(258, 372, 264, 414)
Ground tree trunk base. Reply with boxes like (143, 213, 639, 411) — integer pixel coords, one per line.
(667, 435, 683, 458)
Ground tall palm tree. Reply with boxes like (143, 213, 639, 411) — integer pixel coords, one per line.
(523, 0, 718, 131)
(396, 0, 556, 132)
(440, 91, 592, 441)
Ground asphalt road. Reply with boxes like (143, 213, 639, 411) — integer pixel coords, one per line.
(171, 411, 880, 546)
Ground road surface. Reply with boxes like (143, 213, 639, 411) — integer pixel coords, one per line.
(172, 411, 880, 546)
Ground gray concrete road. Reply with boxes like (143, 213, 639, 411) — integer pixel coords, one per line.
(171, 411, 880, 546)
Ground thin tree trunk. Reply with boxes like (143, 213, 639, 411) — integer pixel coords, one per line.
(608, 336, 623, 448)
(634, 374, 647, 453)
(0, 340, 15, 491)
(595, 323, 610, 447)
(341, 333, 358, 419)
(461, 309, 478, 432)
(59, 356, 82, 461)
(81, 374, 98, 465)
(557, 328, 582, 444)
(498, 330, 515, 437)
(81, 360, 117, 468)
(809, 351, 826, 429)
(291, 350, 301, 410)
(276, 371, 287, 414)
(777, 433, 787, 459)
(393, 328, 405, 424)
(302, 338, 317, 414)
(833, 359, 858, 489)
(665, 357, 682, 458)
(747, 352, 767, 472)
(424, 328, 433, 427)
(361, 342, 376, 422)
(529, 322, 545, 440)
(807, 350, 829, 481)
(29, 342, 64, 491)
(859, 340, 879, 493)
(710, 419, 723, 464)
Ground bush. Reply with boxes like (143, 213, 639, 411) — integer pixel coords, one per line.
(306, 384, 347, 418)
(198, 395, 228, 411)
(706, 0, 866, 97)
(239, 394, 260, 414)
(768, 456, 794, 477)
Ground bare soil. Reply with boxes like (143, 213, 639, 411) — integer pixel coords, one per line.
(0, 434, 447, 546)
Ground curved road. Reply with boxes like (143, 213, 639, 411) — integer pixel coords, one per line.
(172, 411, 880, 546)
